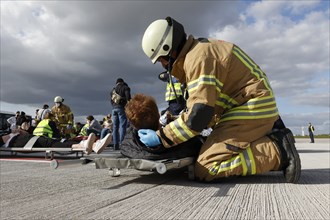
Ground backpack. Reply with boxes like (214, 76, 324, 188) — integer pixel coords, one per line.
(111, 88, 123, 104)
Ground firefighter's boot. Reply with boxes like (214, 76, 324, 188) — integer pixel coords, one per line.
(267, 128, 301, 183)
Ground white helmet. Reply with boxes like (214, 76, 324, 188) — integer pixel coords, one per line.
(54, 96, 64, 103)
(142, 17, 186, 64)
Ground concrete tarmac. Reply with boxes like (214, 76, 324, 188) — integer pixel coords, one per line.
(0, 138, 329, 220)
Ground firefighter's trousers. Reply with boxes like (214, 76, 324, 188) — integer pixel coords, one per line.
(195, 116, 281, 182)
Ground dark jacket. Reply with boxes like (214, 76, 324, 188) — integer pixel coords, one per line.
(120, 129, 204, 160)
(16, 114, 28, 126)
(111, 82, 131, 108)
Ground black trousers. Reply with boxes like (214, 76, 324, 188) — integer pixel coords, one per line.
(9, 134, 79, 148)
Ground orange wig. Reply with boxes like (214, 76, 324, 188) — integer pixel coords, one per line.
(125, 93, 160, 131)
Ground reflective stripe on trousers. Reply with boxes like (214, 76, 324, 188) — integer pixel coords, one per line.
(208, 146, 256, 176)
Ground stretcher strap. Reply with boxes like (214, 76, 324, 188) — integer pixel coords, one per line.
(23, 136, 40, 150)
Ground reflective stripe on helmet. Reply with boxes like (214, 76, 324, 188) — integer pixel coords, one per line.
(142, 19, 174, 64)
(149, 24, 172, 63)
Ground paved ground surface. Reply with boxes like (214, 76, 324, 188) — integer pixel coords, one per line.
(0, 138, 329, 220)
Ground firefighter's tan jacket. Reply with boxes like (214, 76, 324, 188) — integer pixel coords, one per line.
(157, 36, 278, 148)
(51, 103, 74, 127)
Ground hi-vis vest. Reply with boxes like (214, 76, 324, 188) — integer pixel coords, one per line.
(33, 119, 53, 138)
(79, 123, 89, 136)
(165, 78, 183, 102)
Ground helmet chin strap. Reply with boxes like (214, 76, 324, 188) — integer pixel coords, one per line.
(167, 52, 180, 104)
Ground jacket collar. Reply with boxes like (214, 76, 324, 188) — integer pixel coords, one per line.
(171, 35, 195, 83)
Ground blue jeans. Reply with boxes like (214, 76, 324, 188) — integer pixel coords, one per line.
(112, 107, 127, 145)
(309, 132, 314, 143)
(100, 128, 110, 139)
(86, 128, 100, 137)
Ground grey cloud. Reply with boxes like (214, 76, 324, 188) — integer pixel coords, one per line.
(1, 1, 329, 136)
(1, 1, 241, 118)
(281, 112, 329, 135)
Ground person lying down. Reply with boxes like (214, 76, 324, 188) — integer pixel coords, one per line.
(0, 130, 112, 155)
(122, 93, 204, 160)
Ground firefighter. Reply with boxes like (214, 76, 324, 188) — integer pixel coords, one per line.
(51, 96, 74, 138)
(139, 17, 301, 183)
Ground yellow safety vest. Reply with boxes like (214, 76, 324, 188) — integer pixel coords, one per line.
(79, 123, 89, 136)
(33, 119, 53, 138)
(165, 81, 183, 102)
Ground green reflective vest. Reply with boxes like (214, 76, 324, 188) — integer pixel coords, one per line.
(79, 123, 89, 136)
(165, 81, 183, 102)
(33, 119, 53, 138)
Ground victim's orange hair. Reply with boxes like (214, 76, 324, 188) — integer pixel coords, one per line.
(125, 93, 160, 131)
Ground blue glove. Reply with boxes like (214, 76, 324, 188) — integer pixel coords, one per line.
(138, 129, 161, 147)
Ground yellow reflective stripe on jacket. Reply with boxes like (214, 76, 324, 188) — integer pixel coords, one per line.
(165, 82, 183, 101)
(234, 96, 276, 110)
(208, 146, 256, 176)
(33, 119, 53, 138)
(216, 93, 239, 110)
(187, 75, 223, 93)
(220, 106, 278, 122)
(233, 46, 273, 95)
(169, 117, 195, 142)
(219, 95, 278, 122)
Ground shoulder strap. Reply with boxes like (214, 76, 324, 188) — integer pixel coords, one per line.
(23, 136, 40, 150)
(39, 109, 45, 119)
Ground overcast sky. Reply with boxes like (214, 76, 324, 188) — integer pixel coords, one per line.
(1, 0, 329, 135)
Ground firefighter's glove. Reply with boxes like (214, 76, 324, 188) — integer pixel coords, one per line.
(138, 129, 161, 147)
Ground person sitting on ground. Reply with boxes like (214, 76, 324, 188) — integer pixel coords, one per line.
(100, 119, 113, 139)
(121, 93, 203, 160)
(73, 122, 84, 136)
(86, 115, 102, 137)
(33, 112, 61, 139)
(103, 114, 112, 123)
(0, 131, 111, 155)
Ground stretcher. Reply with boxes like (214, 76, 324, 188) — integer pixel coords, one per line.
(0, 136, 85, 159)
(93, 156, 196, 179)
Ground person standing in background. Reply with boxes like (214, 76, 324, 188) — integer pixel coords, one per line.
(7, 111, 20, 131)
(308, 123, 315, 143)
(110, 78, 131, 150)
(158, 71, 186, 116)
(86, 115, 102, 137)
(37, 104, 51, 121)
